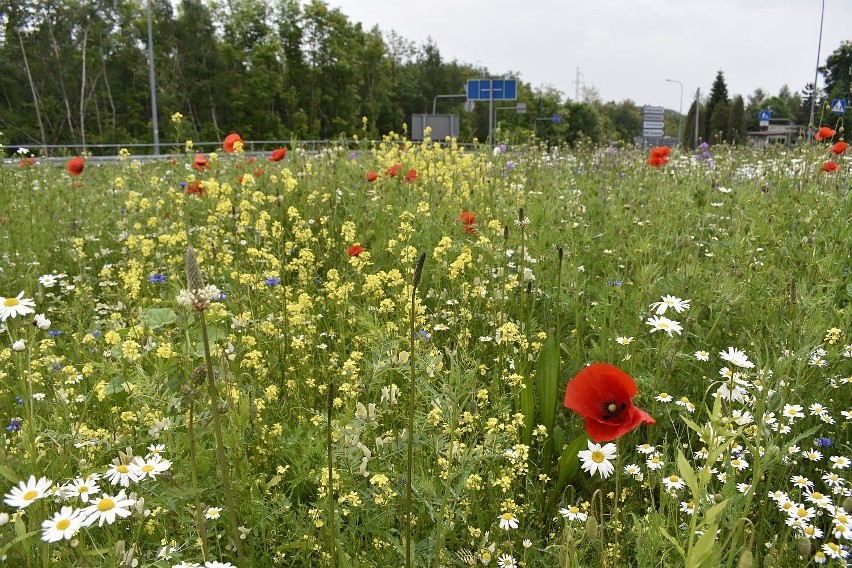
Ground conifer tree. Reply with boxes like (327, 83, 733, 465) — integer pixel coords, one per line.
(704, 71, 729, 144)
(727, 96, 746, 144)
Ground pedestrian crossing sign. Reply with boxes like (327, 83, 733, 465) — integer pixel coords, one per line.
(831, 99, 847, 114)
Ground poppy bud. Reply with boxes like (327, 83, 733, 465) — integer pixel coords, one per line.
(584, 515, 598, 541)
(737, 549, 753, 568)
(843, 496, 852, 513)
(217, 400, 230, 414)
(796, 537, 811, 559)
(763, 552, 777, 567)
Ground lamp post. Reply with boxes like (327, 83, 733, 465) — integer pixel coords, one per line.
(807, 0, 826, 140)
(665, 79, 683, 145)
(432, 93, 467, 114)
(146, 0, 160, 155)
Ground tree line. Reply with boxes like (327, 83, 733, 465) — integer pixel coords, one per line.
(1, 0, 848, 151)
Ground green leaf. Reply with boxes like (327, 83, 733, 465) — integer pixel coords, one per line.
(677, 448, 699, 498)
(846, 282, 852, 298)
(554, 434, 588, 492)
(659, 527, 686, 560)
(535, 335, 560, 434)
(0, 465, 19, 484)
(142, 307, 178, 328)
(689, 525, 719, 568)
(105, 376, 132, 395)
(520, 372, 535, 447)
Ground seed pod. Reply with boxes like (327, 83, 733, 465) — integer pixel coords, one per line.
(763, 552, 777, 567)
(737, 549, 753, 568)
(412, 253, 426, 291)
(843, 496, 852, 513)
(185, 245, 204, 291)
(191, 365, 207, 385)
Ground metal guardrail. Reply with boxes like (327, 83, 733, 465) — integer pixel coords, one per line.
(3, 138, 479, 160)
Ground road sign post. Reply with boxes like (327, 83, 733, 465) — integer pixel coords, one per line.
(467, 79, 518, 145)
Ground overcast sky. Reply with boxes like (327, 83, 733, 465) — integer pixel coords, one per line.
(321, 0, 851, 111)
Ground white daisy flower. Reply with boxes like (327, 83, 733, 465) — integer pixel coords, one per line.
(497, 512, 518, 530)
(578, 441, 616, 479)
(645, 315, 683, 336)
(81, 490, 135, 527)
(41, 506, 83, 542)
(558, 505, 587, 522)
(4, 475, 52, 508)
(649, 295, 691, 315)
(0, 292, 36, 321)
(719, 347, 755, 369)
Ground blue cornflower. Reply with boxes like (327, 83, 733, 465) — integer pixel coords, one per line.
(15, 396, 24, 405)
(52, 364, 61, 371)
(814, 437, 832, 448)
(506, 161, 515, 171)
(265, 277, 281, 286)
(417, 330, 431, 341)
(6, 418, 21, 432)
(48, 330, 62, 337)
(179, 181, 187, 188)
(349, 152, 357, 160)
(91, 330, 102, 338)
(149, 274, 167, 283)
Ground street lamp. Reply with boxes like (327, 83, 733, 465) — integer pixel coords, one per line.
(665, 79, 683, 145)
(807, 0, 826, 139)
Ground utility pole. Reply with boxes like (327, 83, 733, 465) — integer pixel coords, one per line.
(807, 0, 826, 139)
(694, 88, 701, 148)
(573, 67, 585, 101)
(146, 0, 160, 155)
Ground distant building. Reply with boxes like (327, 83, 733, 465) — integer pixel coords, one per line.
(747, 120, 801, 148)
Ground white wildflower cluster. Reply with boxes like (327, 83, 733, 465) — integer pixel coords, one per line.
(177, 285, 222, 312)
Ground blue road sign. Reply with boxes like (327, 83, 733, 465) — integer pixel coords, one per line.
(830, 99, 847, 114)
(466, 79, 518, 101)
(759, 110, 772, 121)
(552, 114, 561, 124)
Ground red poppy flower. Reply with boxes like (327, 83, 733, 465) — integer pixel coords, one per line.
(347, 244, 366, 257)
(814, 127, 836, 141)
(821, 161, 840, 173)
(646, 156, 669, 167)
(403, 169, 417, 183)
(269, 148, 287, 162)
(385, 163, 402, 177)
(18, 157, 35, 168)
(365, 170, 378, 182)
(193, 153, 209, 171)
(650, 146, 671, 159)
(247, 157, 256, 164)
(564, 363, 655, 443)
(255, 168, 264, 177)
(223, 133, 244, 153)
(67, 156, 85, 176)
(186, 181, 204, 197)
(456, 210, 477, 233)
(830, 141, 848, 155)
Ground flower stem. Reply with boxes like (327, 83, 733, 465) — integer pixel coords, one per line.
(199, 312, 245, 567)
(187, 396, 210, 562)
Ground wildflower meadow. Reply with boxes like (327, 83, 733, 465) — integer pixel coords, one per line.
(0, 125, 850, 567)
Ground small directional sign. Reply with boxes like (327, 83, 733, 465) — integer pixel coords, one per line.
(552, 114, 561, 124)
(643, 121, 665, 129)
(831, 99, 847, 114)
(759, 109, 771, 127)
(643, 129, 665, 137)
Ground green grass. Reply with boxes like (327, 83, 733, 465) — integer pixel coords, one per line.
(0, 136, 849, 567)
